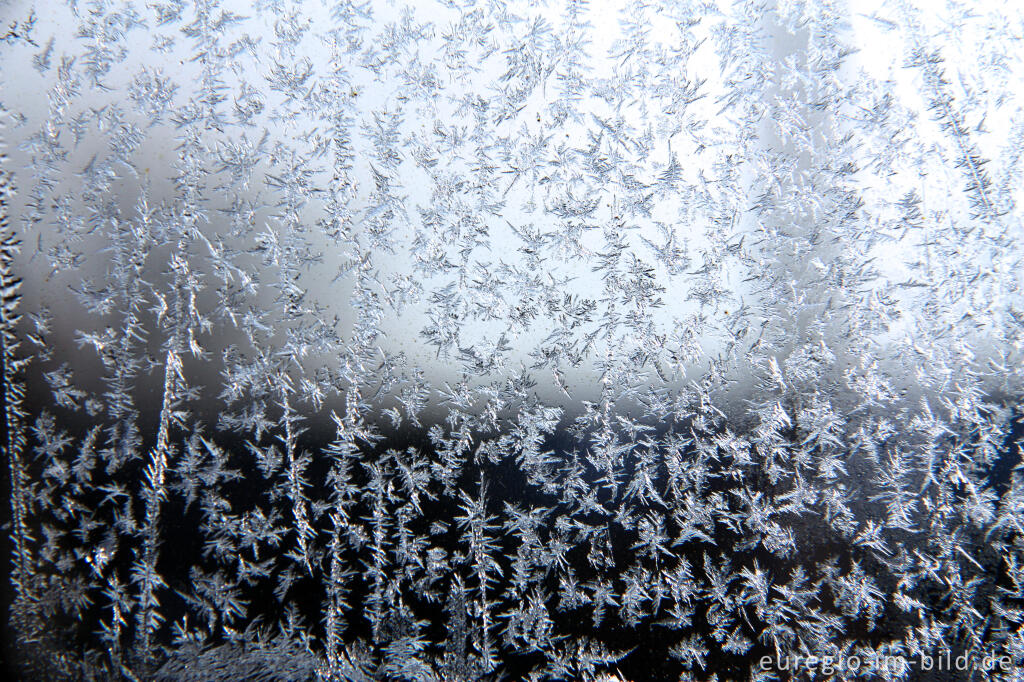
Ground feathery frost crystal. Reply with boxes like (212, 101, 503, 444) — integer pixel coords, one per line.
(1, 0, 1024, 679)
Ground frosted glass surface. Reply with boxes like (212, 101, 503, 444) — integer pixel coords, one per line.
(1, 0, 1023, 679)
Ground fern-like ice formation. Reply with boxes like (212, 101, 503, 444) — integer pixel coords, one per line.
(1, 0, 1023, 680)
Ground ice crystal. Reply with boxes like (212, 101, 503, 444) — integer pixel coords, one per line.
(1, 0, 1024, 680)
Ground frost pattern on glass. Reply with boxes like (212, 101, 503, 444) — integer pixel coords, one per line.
(1, 0, 1023, 679)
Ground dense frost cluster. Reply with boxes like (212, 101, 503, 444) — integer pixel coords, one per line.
(1, 0, 1024, 679)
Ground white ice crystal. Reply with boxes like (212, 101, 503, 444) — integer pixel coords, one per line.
(1, 0, 1023, 680)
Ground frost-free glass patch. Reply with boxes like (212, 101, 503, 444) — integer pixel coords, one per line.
(1, 0, 1023, 680)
